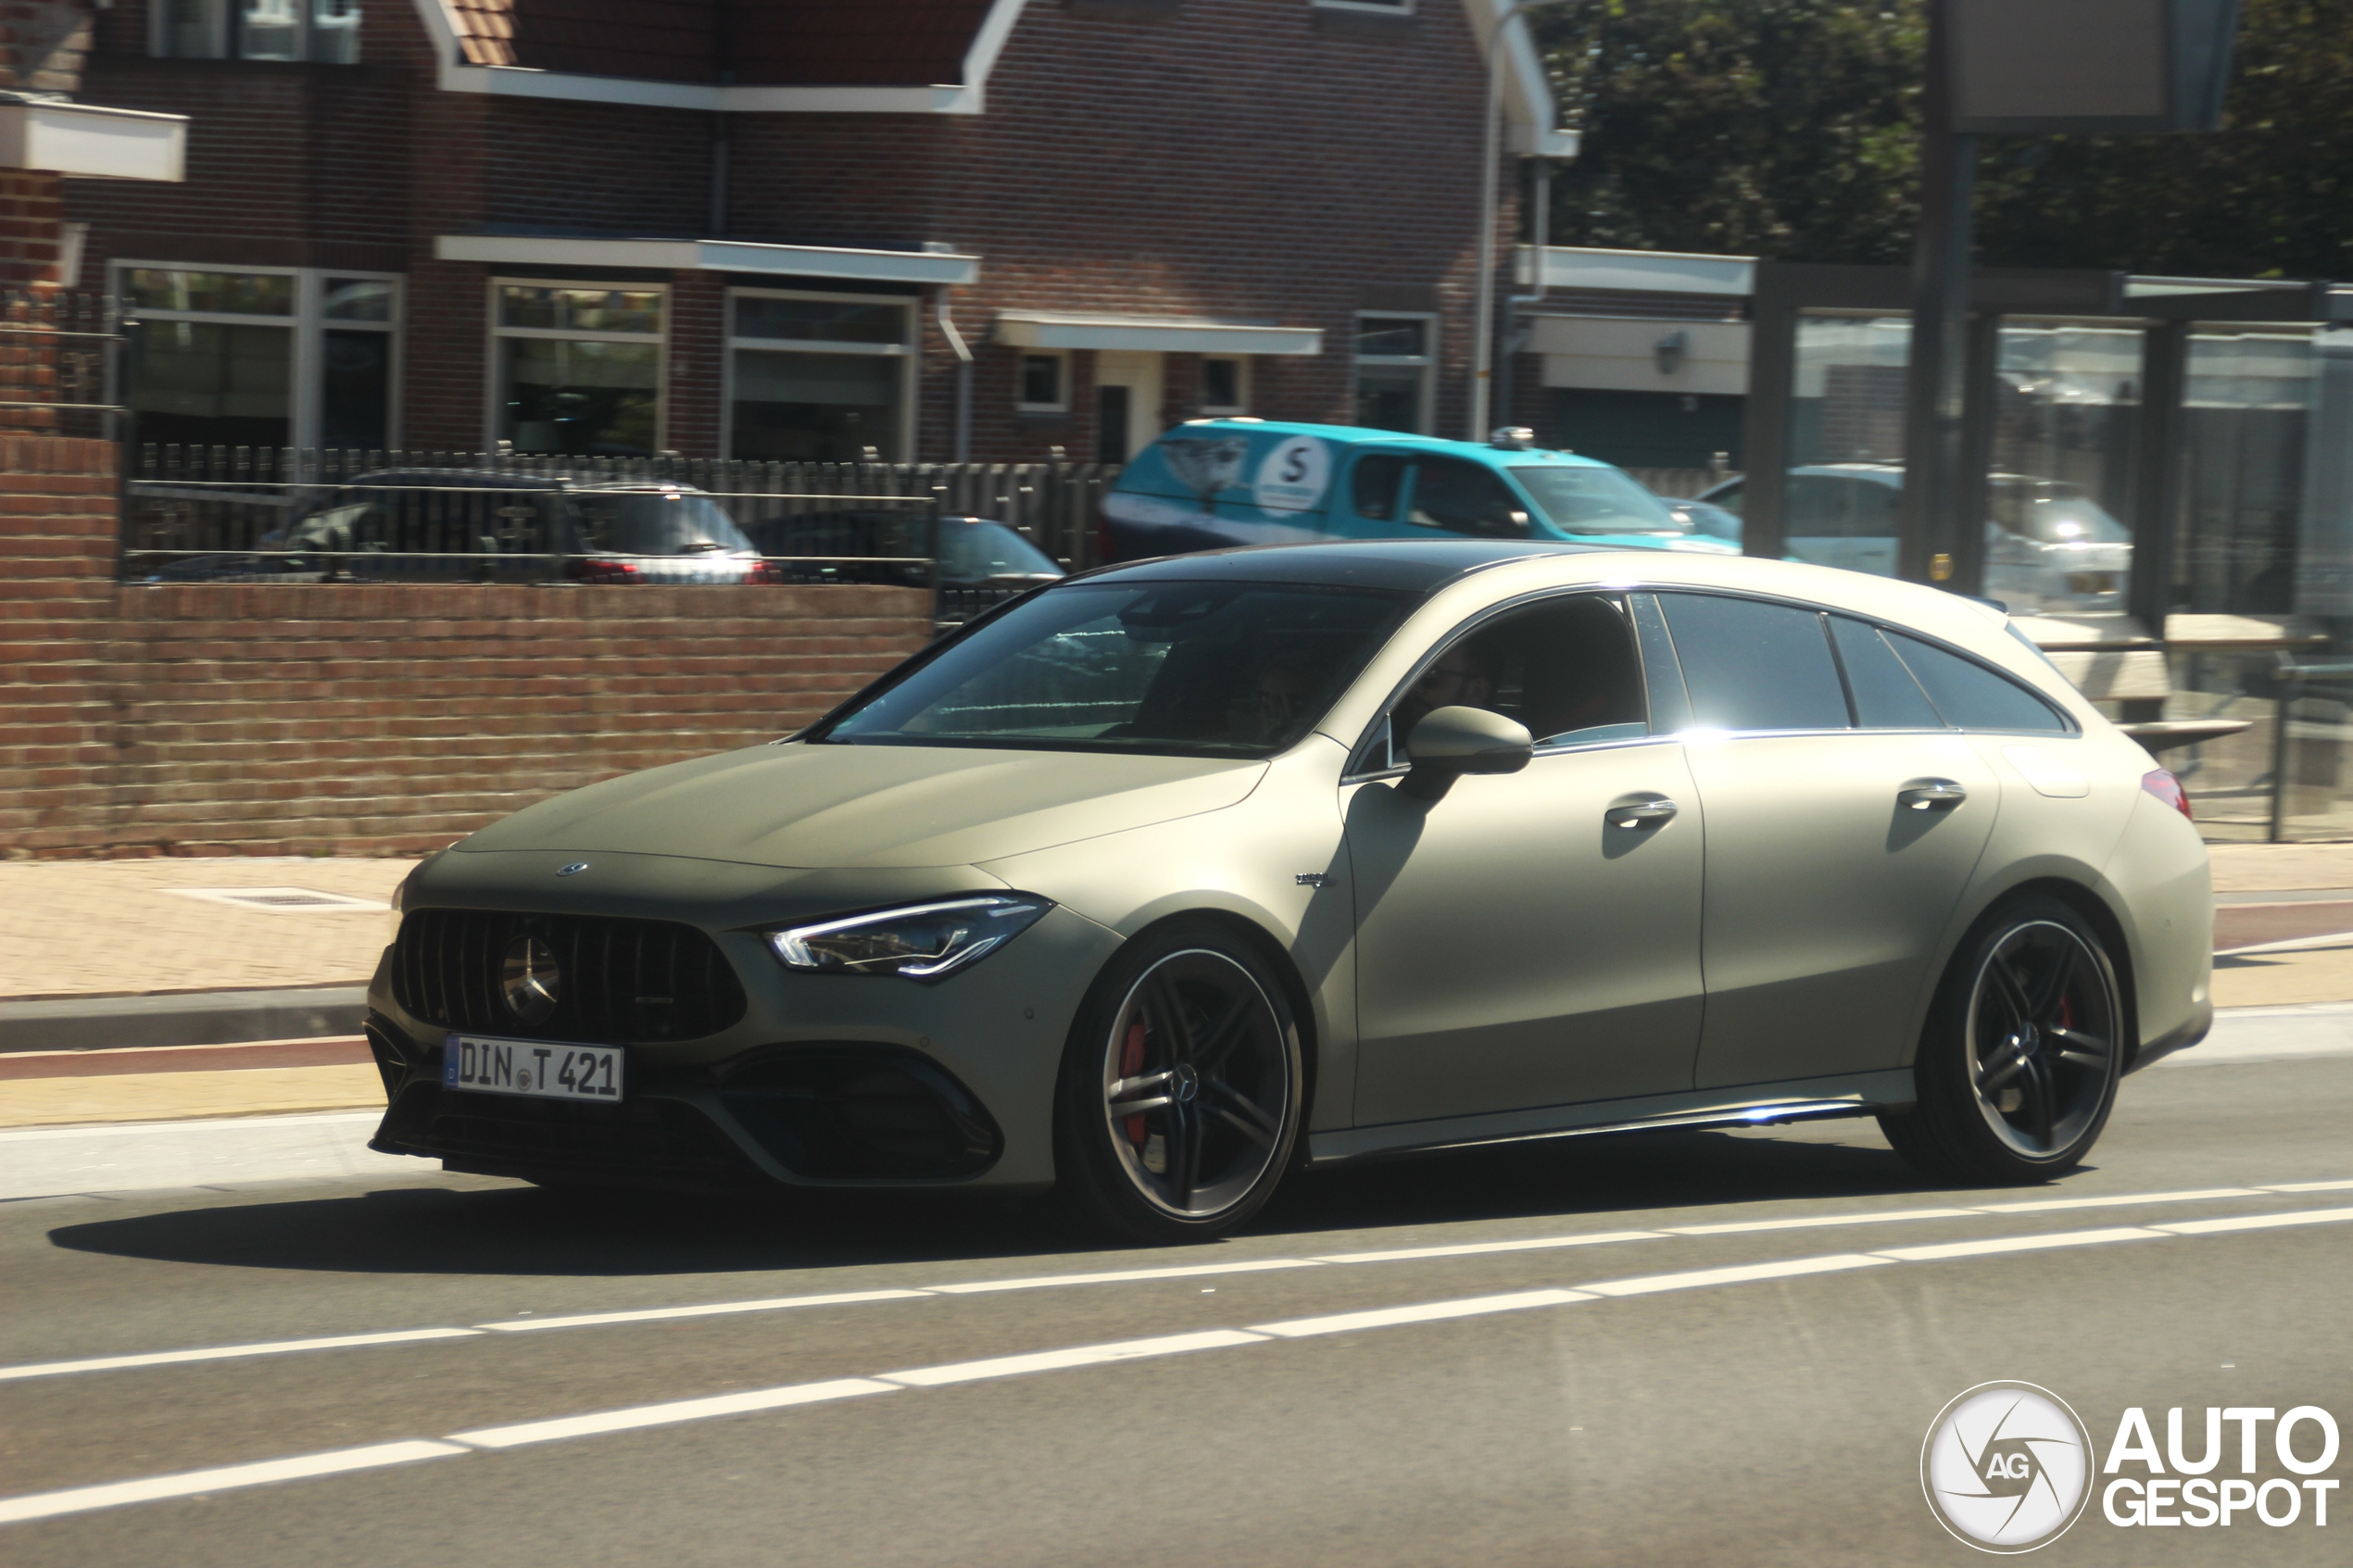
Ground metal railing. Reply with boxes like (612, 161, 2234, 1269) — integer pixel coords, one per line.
(0, 290, 124, 438)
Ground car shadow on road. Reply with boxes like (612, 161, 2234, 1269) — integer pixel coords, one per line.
(41, 1120, 2007, 1281)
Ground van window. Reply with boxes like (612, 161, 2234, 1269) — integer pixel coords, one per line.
(1789, 475, 1901, 538)
(1407, 458, 1527, 538)
(1352, 455, 1408, 521)
(1656, 593, 1850, 733)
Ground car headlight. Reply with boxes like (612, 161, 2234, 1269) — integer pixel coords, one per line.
(765, 895, 1051, 981)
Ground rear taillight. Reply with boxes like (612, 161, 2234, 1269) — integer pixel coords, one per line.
(1094, 516, 1116, 564)
(2142, 769, 2193, 821)
(749, 559, 786, 584)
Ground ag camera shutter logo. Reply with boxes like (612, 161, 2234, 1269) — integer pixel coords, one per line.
(1921, 1382, 2094, 1552)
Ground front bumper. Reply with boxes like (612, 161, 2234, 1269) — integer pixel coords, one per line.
(363, 864, 1124, 1193)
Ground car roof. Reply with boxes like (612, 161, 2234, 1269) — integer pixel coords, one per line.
(1073, 538, 1614, 594)
(1169, 419, 1619, 470)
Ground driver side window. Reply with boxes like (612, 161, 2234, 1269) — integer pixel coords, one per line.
(1364, 594, 1649, 771)
(1406, 458, 1529, 538)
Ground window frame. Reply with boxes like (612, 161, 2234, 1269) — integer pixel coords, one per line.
(147, 0, 361, 62)
(113, 259, 404, 451)
(720, 286, 917, 463)
(1015, 349, 1071, 414)
(1199, 355, 1251, 416)
(484, 277, 670, 457)
(1343, 588, 1664, 781)
(1353, 310, 1438, 435)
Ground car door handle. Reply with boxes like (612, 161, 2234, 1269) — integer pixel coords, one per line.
(1606, 795, 1679, 829)
(1898, 779, 1969, 810)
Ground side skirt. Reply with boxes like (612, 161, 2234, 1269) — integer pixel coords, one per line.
(1304, 1068, 1918, 1166)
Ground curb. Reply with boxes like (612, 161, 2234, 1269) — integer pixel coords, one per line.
(0, 987, 369, 1054)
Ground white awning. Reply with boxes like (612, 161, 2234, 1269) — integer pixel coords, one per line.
(1516, 245, 1755, 296)
(0, 97, 185, 181)
(434, 234, 981, 286)
(993, 311, 1322, 356)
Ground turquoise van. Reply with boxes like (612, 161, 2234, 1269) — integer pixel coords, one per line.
(1097, 420, 1738, 562)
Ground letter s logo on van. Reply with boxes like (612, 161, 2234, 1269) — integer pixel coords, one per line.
(1253, 436, 1330, 513)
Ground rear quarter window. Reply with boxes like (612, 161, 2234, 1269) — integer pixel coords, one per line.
(1886, 633, 2070, 733)
(1657, 593, 1850, 733)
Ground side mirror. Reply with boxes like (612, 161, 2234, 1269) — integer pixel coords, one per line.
(1400, 706, 1534, 800)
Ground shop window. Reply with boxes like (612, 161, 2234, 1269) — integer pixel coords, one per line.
(725, 290, 913, 462)
(118, 264, 398, 451)
(1355, 313, 1434, 434)
(494, 283, 664, 458)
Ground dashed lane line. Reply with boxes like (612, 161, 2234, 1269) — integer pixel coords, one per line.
(3, 1180, 2347, 1386)
(7, 1204, 2353, 1529)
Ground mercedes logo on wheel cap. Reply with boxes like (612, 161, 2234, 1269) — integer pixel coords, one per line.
(500, 935, 561, 1025)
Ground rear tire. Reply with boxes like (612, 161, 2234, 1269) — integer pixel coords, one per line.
(1052, 921, 1302, 1244)
(1879, 893, 2125, 1186)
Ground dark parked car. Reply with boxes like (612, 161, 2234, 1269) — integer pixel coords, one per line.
(746, 509, 1063, 621)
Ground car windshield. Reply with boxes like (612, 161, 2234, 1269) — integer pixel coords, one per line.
(575, 491, 754, 555)
(1507, 466, 1686, 534)
(940, 521, 1062, 579)
(817, 581, 1413, 756)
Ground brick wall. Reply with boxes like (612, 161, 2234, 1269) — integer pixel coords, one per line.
(0, 438, 932, 859)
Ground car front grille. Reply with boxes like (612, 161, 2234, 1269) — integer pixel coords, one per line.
(394, 908, 747, 1044)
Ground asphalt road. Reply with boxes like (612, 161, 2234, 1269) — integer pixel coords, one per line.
(4, 1027, 2350, 1565)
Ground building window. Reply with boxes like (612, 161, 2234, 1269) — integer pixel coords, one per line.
(1017, 351, 1068, 412)
(150, 0, 361, 61)
(1201, 356, 1250, 415)
(492, 283, 664, 457)
(118, 263, 400, 450)
(724, 290, 914, 462)
(1355, 312, 1436, 434)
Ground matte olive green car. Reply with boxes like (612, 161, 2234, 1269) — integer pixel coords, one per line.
(366, 539, 2213, 1239)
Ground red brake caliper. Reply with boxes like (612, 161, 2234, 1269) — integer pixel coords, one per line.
(1120, 1021, 1148, 1147)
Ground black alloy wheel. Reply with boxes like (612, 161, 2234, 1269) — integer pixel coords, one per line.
(1881, 892, 2126, 1185)
(1054, 922, 1302, 1242)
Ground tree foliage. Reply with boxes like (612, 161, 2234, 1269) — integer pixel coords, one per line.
(1538, 0, 2353, 278)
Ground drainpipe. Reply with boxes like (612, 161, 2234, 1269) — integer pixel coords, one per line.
(1497, 153, 1551, 433)
(937, 292, 973, 463)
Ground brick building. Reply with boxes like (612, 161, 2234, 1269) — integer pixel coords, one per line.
(64, 0, 1569, 464)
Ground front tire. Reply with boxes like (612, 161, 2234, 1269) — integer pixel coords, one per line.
(1053, 922, 1303, 1243)
(1880, 893, 2125, 1185)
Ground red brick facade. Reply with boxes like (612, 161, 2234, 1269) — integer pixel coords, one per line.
(65, 0, 1525, 460)
(0, 435, 930, 859)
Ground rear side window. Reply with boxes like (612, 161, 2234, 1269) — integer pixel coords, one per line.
(1656, 593, 1849, 733)
(1829, 617, 1944, 729)
(1886, 633, 2070, 733)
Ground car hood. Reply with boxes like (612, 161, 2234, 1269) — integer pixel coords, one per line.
(456, 741, 1270, 870)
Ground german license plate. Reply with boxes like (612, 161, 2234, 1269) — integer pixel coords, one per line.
(443, 1034, 624, 1102)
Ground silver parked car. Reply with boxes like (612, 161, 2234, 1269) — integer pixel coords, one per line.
(1691, 465, 2134, 613)
(368, 540, 2212, 1239)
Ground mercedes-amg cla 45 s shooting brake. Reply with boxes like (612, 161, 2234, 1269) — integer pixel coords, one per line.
(366, 540, 2213, 1240)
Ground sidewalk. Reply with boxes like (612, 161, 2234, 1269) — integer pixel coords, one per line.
(0, 842, 2347, 1132)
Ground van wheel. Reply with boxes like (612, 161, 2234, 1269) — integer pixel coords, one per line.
(1880, 894, 2125, 1186)
(1053, 922, 1302, 1243)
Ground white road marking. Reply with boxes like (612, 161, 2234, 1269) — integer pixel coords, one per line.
(878, 1329, 1266, 1387)
(1664, 1207, 1976, 1236)
(0, 1326, 483, 1383)
(1870, 1226, 2161, 1261)
(925, 1259, 1322, 1294)
(477, 1289, 931, 1332)
(12, 1204, 2353, 1528)
(6, 1177, 2349, 1386)
(1316, 1230, 1662, 1263)
(2153, 1205, 2353, 1236)
(450, 1379, 901, 1449)
(1577, 1252, 1891, 1297)
(0, 1440, 467, 1526)
(1250, 1288, 1592, 1338)
(1973, 1186, 2260, 1213)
